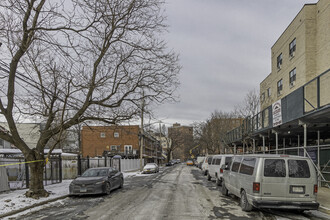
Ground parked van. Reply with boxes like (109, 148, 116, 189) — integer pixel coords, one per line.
(201, 155, 213, 176)
(196, 156, 205, 169)
(221, 154, 319, 212)
(207, 154, 233, 185)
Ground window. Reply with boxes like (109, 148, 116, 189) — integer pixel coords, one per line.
(124, 145, 132, 154)
(289, 68, 296, 86)
(215, 158, 221, 165)
(264, 159, 286, 177)
(100, 132, 106, 138)
(267, 88, 271, 97)
(277, 53, 282, 70)
(288, 160, 310, 178)
(207, 156, 213, 164)
(277, 79, 283, 95)
(289, 38, 296, 57)
(224, 157, 232, 165)
(111, 145, 119, 151)
(114, 132, 119, 138)
(239, 158, 256, 175)
(231, 157, 242, 172)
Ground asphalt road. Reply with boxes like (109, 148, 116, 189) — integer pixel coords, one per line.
(16, 165, 330, 220)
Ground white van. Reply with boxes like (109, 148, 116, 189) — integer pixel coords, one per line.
(201, 155, 213, 176)
(221, 154, 319, 212)
(207, 154, 233, 185)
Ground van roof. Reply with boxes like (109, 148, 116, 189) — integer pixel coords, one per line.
(232, 154, 308, 159)
(212, 154, 234, 158)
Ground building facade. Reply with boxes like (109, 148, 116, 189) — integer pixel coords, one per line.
(260, 0, 330, 110)
(226, 0, 330, 185)
(168, 123, 194, 161)
(81, 125, 140, 157)
(81, 125, 162, 163)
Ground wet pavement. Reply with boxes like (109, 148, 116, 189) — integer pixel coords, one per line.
(13, 165, 330, 220)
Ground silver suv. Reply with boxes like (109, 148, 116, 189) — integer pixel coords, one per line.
(222, 154, 319, 212)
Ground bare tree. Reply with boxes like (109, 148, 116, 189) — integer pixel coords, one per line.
(234, 89, 260, 118)
(0, 0, 180, 198)
(194, 111, 239, 154)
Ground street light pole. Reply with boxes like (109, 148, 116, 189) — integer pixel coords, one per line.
(140, 91, 145, 171)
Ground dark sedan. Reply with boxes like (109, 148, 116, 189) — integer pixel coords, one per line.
(69, 167, 123, 195)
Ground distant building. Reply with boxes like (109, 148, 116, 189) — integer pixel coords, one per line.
(168, 123, 194, 161)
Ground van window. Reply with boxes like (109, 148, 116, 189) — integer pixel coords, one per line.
(288, 160, 310, 178)
(215, 158, 221, 165)
(212, 158, 217, 165)
(239, 158, 256, 175)
(264, 159, 286, 177)
(207, 157, 213, 164)
(225, 157, 232, 165)
(231, 157, 241, 172)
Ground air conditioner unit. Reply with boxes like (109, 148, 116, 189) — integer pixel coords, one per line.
(290, 81, 295, 87)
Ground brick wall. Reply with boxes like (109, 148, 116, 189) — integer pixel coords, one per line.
(81, 125, 140, 157)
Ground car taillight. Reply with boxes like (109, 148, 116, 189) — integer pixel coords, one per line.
(253, 182, 260, 193)
(220, 168, 223, 173)
(314, 184, 318, 194)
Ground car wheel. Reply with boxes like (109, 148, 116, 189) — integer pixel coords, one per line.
(105, 182, 111, 195)
(240, 190, 253, 211)
(221, 182, 228, 196)
(207, 173, 211, 181)
(119, 178, 124, 189)
(204, 170, 207, 176)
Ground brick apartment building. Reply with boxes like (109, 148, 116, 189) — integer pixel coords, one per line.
(168, 123, 194, 161)
(81, 125, 162, 163)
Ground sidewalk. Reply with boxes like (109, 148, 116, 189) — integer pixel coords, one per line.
(318, 186, 330, 214)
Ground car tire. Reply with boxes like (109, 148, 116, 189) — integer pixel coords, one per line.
(119, 178, 124, 189)
(221, 182, 228, 196)
(105, 182, 111, 195)
(240, 190, 253, 212)
(204, 170, 207, 176)
(216, 176, 221, 186)
(207, 173, 211, 181)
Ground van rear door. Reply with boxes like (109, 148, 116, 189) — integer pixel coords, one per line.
(287, 159, 315, 199)
(261, 158, 287, 198)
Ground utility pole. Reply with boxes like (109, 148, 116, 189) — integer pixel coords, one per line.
(140, 91, 145, 171)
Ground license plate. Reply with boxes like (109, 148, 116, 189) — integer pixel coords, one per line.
(80, 187, 87, 193)
(292, 186, 304, 193)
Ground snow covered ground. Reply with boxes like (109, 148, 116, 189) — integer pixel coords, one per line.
(0, 180, 71, 216)
(0, 170, 148, 217)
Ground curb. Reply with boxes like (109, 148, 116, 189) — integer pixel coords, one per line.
(319, 205, 330, 215)
(0, 195, 69, 219)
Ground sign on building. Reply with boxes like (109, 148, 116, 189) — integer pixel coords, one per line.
(272, 100, 282, 127)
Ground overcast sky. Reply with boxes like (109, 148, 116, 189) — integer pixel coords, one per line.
(152, 0, 319, 127)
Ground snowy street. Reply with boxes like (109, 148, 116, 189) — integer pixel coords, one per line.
(1, 165, 329, 220)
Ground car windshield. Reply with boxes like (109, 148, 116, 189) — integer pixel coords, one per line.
(82, 169, 108, 177)
(144, 164, 156, 168)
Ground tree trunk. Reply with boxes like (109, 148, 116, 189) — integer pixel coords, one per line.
(25, 150, 49, 199)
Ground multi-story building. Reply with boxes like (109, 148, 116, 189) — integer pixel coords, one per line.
(260, 0, 330, 111)
(168, 123, 194, 161)
(226, 0, 330, 184)
(81, 125, 162, 163)
(81, 125, 140, 157)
